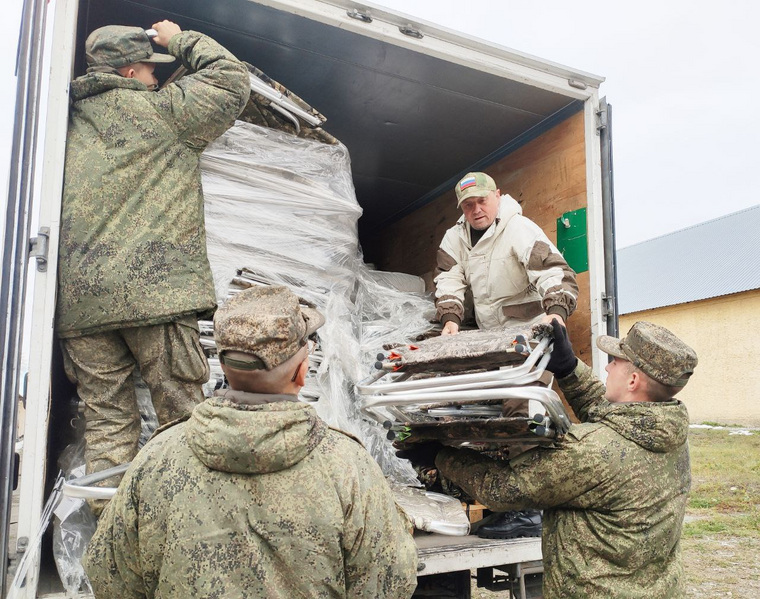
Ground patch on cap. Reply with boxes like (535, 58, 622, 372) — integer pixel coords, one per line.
(459, 176, 477, 191)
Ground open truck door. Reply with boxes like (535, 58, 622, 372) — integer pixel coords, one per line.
(3, 0, 80, 595)
(599, 98, 619, 339)
(1, 0, 49, 590)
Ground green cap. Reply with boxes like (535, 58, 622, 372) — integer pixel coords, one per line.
(214, 286, 325, 371)
(85, 25, 175, 70)
(597, 321, 698, 387)
(455, 172, 497, 207)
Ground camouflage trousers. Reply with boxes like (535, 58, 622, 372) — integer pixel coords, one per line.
(61, 316, 209, 500)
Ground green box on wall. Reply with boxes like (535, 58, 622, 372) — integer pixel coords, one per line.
(556, 208, 588, 274)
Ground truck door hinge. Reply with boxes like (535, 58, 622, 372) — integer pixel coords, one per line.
(601, 292, 615, 319)
(28, 226, 50, 272)
(596, 107, 608, 133)
(346, 9, 372, 23)
(568, 79, 587, 90)
(399, 24, 423, 39)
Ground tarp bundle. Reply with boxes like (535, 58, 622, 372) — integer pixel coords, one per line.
(200, 121, 435, 484)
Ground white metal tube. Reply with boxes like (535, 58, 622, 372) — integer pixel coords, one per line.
(379, 352, 551, 395)
(361, 386, 570, 432)
(249, 74, 323, 127)
(61, 463, 130, 500)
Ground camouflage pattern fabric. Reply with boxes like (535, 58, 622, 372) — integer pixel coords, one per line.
(436, 361, 691, 598)
(164, 62, 338, 145)
(85, 25, 176, 71)
(214, 285, 324, 370)
(83, 393, 418, 598)
(61, 315, 208, 496)
(57, 30, 251, 337)
(597, 321, 698, 387)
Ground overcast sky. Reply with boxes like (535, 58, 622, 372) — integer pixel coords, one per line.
(1, 0, 758, 248)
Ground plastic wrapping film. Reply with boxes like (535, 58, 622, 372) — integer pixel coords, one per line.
(47, 378, 158, 595)
(200, 121, 435, 485)
(391, 484, 470, 536)
(52, 440, 96, 597)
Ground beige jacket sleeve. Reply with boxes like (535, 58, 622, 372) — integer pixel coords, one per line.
(517, 218, 579, 321)
(433, 227, 468, 325)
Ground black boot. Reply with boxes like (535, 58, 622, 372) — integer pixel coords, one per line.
(477, 510, 542, 539)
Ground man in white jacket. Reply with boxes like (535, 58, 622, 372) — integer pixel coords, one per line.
(432, 171, 579, 539)
(435, 171, 578, 335)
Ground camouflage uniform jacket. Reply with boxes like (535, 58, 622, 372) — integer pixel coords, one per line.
(436, 361, 691, 598)
(83, 391, 418, 598)
(57, 31, 251, 337)
(434, 195, 578, 328)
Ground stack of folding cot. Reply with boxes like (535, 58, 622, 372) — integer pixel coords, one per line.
(358, 323, 571, 449)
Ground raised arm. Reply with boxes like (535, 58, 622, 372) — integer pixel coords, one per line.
(546, 319, 609, 421)
(435, 435, 607, 511)
(154, 25, 251, 149)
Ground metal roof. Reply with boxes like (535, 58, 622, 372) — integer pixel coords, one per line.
(617, 205, 760, 314)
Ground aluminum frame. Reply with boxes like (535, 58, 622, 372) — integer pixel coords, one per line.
(61, 463, 129, 500)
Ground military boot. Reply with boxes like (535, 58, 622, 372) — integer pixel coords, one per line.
(476, 510, 542, 539)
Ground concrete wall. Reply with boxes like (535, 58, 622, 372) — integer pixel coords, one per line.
(620, 288, 760, 426)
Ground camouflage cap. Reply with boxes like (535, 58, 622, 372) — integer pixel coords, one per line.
(214, 286, 325, 371)
(597, 321, 698, 387)
(85, 25, 176, 70)
(455, 172, 497, 207)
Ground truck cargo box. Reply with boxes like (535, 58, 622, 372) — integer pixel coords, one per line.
(2, 0, 616, 595)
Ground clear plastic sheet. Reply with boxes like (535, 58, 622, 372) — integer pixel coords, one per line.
(52, 440, 95, 597)
(391, 484, 471, 536)
(201, 122, 435, 484)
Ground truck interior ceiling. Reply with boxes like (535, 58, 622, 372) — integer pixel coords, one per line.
(76, 0, 583, 265)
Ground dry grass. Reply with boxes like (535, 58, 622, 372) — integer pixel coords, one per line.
(682, 427, 760, 598)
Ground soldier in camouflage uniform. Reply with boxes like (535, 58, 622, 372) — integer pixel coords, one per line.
(57, 20, 250, 496)
(83, 286, 418, 598)
(429, 320, 697, 598)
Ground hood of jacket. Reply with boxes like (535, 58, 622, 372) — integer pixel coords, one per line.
(185, 396, 327, 474)
(456, 194, 523, 242)
(70, 72, 148, 102)
(588, 399, 690, 453)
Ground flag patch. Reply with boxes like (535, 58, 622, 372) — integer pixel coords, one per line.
(460, 176, 477, 190)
